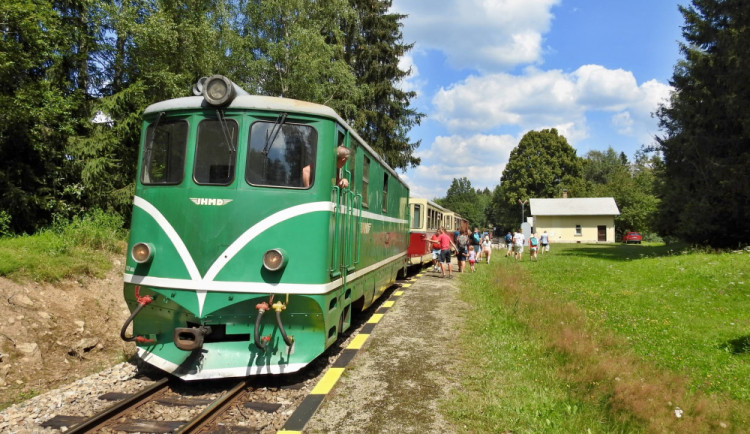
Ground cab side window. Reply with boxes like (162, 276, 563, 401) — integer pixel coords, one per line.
(362, 156, 370, 207)
(246, 121, 317, 188)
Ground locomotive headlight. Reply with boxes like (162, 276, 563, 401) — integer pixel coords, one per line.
(131, 242, 154, 264)
(202, 75, 236, 107)
(262, 248, 288, 271)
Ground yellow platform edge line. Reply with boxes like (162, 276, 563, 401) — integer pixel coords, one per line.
(393, 290, 404, 296)
(382, 300, 395, 308)
(401, 283, 411, 288)
(310, 367, 345, 395)
(347, 333, 370, 349)
(367, 313, 384, 324)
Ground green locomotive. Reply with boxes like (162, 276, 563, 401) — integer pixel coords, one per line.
(121, 75, 409, 380)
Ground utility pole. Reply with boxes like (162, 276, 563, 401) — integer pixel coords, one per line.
(518, 198, 528, 225)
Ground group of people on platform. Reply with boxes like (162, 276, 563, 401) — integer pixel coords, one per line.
(504, 229, 550, 262)
(428, 226, 493, 277)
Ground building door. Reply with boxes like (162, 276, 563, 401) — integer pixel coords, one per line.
(597, 225, 606, 242)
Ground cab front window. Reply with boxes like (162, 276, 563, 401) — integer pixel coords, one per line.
(141, 119, 188, 185)
(194, 118, 238, 185)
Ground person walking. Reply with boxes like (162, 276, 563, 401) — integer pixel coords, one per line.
(513, 228, 525, 261)
(437, 228, 458, 278)
(540, 230, 549, 254)
(455, 230, 470, 272)
(429, 230, 441, 272)
(482, 235, 492, 264)
(504, 232, 513, 257)
(470, 227, 482, 263)
(529, 233, 539, 261)
(468, 246, 477, 272)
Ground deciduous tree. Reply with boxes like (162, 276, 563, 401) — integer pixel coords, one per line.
(497, 129, 584, 225)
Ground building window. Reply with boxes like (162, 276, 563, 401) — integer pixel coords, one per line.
(575, 225, 582, 236)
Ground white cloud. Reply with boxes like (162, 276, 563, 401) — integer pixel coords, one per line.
(430, 65, 673, 144)
(408, 133, 517, 198)
(611, 111, 634, 135)
(392, 0, 560, 72)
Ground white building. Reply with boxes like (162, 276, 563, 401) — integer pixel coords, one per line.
(529, 197, 620, 243)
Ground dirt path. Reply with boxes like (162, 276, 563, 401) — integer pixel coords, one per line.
(306, 268, 467, 433)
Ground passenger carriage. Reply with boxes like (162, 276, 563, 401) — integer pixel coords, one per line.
(407, 198, 448, 266)
(121, 76, 409, 380)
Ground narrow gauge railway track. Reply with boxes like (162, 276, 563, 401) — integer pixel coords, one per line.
(42, 374, 309, 433)
(38, 271, 419, 433)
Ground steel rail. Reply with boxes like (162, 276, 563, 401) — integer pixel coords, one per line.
(175, 380, 249, 433)
(67, 377, 170, 433)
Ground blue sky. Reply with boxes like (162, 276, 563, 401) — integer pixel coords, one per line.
(391, 0, 687, 200)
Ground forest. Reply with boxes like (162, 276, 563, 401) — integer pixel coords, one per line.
(1, 0, 749, 248)
(0, 0, 421, 235)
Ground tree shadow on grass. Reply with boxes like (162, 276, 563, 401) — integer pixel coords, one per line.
(552, 243, 690, 262)
(720, 335, 750, 355)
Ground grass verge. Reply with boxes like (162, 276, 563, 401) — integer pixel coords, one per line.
(0, 210, 126, 281)
(446, 244, 749, 432)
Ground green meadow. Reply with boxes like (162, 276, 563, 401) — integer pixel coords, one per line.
(449, 243, 750, 432)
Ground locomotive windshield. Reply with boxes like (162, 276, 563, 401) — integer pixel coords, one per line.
(141, 119, 188, 185)
(246, 120, 317, 188)
(193, 118, 238, 185)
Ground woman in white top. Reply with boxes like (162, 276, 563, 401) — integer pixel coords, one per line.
(481, 236, 493, 264)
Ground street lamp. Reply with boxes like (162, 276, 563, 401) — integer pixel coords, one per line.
(518, 198, 528, 225)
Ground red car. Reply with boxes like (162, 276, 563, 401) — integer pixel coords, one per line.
(622, 231, 642, 244)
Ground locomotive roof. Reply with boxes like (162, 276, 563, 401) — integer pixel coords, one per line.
(144, 95, 407, 186)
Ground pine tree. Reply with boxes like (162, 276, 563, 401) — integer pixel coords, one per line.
(656, 0, 750, 246)
(344, 0, 423, 170)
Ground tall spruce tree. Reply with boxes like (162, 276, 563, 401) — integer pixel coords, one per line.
(344, 0, 423, 170)
(236, 0, 359, 117)
(656, 0, 750, 247)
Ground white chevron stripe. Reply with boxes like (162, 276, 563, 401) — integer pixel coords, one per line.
(133, 196, 201, 280)
(203, 201, 334, 281)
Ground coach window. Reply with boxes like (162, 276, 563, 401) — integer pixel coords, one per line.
(246, 121, 317, 188)
(412, 204, 422, 229)
(141, 119, 188, 185)
(194, 118, 238, 185)
(362, 156, 370, 207)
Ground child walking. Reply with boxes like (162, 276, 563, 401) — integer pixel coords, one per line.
(468, 245, 477, 272)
